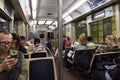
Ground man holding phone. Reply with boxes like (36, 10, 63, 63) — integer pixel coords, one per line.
(0, 28, 27, 80)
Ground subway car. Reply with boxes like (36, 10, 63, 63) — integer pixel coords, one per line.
(0, 0, 120, 80)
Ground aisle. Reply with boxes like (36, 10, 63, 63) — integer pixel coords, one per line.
(55, 59, 92, 80)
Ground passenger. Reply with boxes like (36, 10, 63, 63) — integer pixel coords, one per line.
(72, 36, 79, 50)
(94, 35, 120, 80)
(64, 36, 71, 48)
(63, 35, 66, 50)
(87, 36, 95, 49)
(26, 37, 34, 46)
(105, 35, 118, 51)
(0, 28, 27, 80)
(74, 33, 88, 50)
(19, 36, 27, 53)
(64, 33, 88, 71)
(117, 37, 120, 48)
(33, 38, 44, 51)
(26, 37, 34, 52)
(11, 33, 20, 50)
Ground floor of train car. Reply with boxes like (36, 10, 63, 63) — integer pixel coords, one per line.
(55, 58, 92, 80)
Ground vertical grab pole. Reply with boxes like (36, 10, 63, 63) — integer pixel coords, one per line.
(58, 0, 63, 80)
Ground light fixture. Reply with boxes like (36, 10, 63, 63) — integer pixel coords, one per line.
(64, 15, 72, 22)
(38, 20, 46, 24)
(31, 0, 38, 19)
(32, 10, 36, 20)
(46, 21, 53, 25)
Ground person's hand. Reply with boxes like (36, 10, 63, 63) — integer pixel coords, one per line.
(1, 56, 18, 71)
(111, 65, 117, 69)
(97, 48, 105, 53)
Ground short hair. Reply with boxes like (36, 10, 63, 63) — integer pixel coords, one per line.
(34, 38, 40, 45)
(66, 36, 70, 41)
(87, 36, 93, 42)
(63, 35, 66, 37)
(20, 36, 25, 40)
(11, 33, 20, 40)
(0, 28, 9, 34)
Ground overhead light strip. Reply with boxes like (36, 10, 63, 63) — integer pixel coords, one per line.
(38, 20, 45, 24)
(31, 0, 38, 19)
(46, 21, 53, 25)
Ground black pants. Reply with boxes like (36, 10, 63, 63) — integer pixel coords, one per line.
(93, 69, 106, 80)
(108, 66, 120, 80)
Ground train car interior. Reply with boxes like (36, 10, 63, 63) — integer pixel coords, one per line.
(1, 0, 120, 80)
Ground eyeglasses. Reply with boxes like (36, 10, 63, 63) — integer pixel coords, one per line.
(0, 41, 12, 46)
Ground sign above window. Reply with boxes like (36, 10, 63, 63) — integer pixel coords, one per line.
(92, 10, 105, 20)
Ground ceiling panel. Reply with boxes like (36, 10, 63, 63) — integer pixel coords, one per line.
(36, 0, 76, 20)
(62, 0, 76, 12)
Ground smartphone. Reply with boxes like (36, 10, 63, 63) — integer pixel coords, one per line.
(104, 65, 113, 70)
(10, 54, 18, 58)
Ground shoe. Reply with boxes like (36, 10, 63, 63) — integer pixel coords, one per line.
(64, 67, 69, 72)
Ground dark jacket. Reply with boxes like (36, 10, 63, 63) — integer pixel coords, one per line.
(94, 46, 120, 80)
(0, 50, 22, 80)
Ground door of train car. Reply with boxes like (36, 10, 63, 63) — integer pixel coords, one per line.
(39, 31, 47, 46)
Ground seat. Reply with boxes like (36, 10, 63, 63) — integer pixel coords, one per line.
(73, 49, 96, 73)
(24, 54, 30, 59)
(28, 57, 57, 80)
(95, 51, 120, 59)
(31, 51, 48, 58)
(93, 51, 120, 80)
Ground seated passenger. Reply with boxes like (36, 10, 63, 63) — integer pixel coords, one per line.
(64, 36, 71, 48)
(19, 36, 27, 54)
(93, 35, 120, 80)
(33, 38, 44, 52)
(73, 33, 88, 50)
(87, 36, 95, 49)
(117, 37, 120, 48)
(72, 37, 79, 49)
(64, 33, 88, 71)
(26, 37, 34, 52)
(11, 33, 20, 50)
(26, 37, 34, 47)
(0, 28, 27, 80)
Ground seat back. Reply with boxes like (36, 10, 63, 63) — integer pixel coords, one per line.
(31, 51, 47, 58)
(96, 51, 120, 61)
(24, 54, 30, 59)
(74, 49, 95, 73)
(28, 57, 57, 80)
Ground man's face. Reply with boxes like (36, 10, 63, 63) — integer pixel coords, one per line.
(0, 33, 12, 53)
